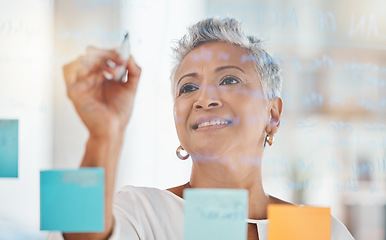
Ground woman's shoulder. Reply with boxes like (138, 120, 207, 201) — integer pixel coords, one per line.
(112, 186, 185, 240)
(114, 185, 184, 206)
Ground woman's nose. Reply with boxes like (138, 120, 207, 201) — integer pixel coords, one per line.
(193, 86, 223, 110)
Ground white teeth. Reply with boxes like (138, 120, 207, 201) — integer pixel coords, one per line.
(197, 120, 229, 129)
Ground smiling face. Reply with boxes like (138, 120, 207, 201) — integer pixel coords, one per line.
(173, 42, 271, 161)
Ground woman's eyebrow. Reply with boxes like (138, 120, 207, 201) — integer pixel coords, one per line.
(177, 73, 197, 85)
(177, 66, 244, 85)
(215, 65, 245, 73)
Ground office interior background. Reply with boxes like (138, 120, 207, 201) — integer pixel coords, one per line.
(0, 0, 385, 239)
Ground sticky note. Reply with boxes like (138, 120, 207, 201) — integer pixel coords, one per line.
(0, 119, 18, 178)
(183, 189, 248, 240)
(268, 204, 331, 240)
(40, 168, 105, 232)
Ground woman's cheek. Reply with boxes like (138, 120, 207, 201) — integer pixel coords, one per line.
(173, 101, 192, 143)
(173, 102, 187, 124)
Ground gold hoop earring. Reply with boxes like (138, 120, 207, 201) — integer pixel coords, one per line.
(264, 134, 274, 147)
(176, 145, 189, 160)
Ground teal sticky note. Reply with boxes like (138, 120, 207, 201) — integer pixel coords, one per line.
(183, 189, 248, 240)
(0, 119, 18, 178)
(40, 168, 105, 232)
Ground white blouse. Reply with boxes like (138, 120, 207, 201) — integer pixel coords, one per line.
(49, 185, 355, 240)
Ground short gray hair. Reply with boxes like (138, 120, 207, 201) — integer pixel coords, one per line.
(171, 17, 282, 100)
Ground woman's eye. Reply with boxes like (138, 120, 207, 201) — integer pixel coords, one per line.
(179, 84, 198, 95)
(220, 76, 240, 85)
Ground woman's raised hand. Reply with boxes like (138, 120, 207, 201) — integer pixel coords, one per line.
(61, 47, 141, 239)
(63, 46, 141, 138)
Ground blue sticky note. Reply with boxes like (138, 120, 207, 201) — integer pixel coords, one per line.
(40, 168, 105, 232)
(183, 189, 248, 240)
(0, 119, 18, 178)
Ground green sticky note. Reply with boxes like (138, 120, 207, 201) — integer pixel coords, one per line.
(183, 189, 248, 240)
(0, 119, 18, 178)
(40, 168, 105, 232)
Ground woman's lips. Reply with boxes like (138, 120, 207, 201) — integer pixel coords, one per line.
(192, 120, 232, 130)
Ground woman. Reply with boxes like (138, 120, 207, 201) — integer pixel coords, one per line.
(55, 18, 354, 240)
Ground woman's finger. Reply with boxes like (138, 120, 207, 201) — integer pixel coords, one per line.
(65, 47, 122, 83)
(84, 46, 123, 68)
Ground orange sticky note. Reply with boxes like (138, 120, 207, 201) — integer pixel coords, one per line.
(268, 204, 331, 240)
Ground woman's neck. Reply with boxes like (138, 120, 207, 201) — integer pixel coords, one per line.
(189, 154, 270, 220)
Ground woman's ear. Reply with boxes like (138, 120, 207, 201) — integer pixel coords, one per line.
(265, 97, 283, 135)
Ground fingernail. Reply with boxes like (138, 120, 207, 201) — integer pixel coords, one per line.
(106, 59, 116, 68)
(103, 71, 113, 80)
(122, 70, 128, 83)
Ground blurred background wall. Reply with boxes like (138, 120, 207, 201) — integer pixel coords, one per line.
(0, 0, 385, 239)
(0, 0, 53, 239)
